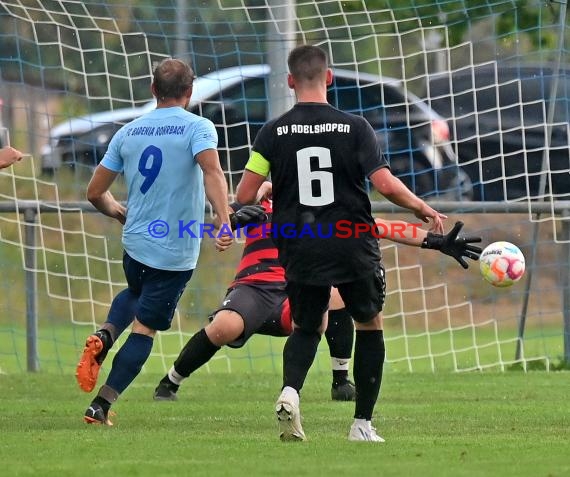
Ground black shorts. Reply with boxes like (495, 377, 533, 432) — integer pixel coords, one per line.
(210, 283, 291, 348)
(286, 264, 386, 331)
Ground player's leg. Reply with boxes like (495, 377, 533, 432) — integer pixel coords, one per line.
(84, 318, 156, 426)
(153, 309, 241, 400)
(325, 287, 355, 401)
(337, 264, 386, 442)
(276, 281, 330, 441)
(83, 259, 193, 425)
(154, 284, 286, 400)
(75, 285, 138, 393)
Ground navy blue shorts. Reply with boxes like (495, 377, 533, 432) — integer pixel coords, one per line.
(122, 252, 193, 331)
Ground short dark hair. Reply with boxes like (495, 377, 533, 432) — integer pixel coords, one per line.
(287, 45, 328, 82)
(152, 58, 195, 100)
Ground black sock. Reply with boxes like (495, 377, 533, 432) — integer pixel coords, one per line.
(94, 329, 113, 364)
(173, 328, 220, 378)
(325, 308, 354, 359)
(282, 328, 321, 392)
(92, 395, 111, 415)
(332, 370, 350, 387)
(326, 308, 354, 387)
(353, 330, 385, 421)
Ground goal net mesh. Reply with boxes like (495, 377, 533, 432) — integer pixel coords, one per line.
(0, 0, 568, 375)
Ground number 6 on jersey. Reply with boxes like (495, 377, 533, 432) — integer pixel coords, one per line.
(297, 146, 335, 206)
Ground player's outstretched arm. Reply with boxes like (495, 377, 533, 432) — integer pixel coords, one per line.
(420, 221, 482, 269)
(377, 218, 482, 268)
(374, 218, 426, 246)
(369, 167, 447, 234)
(0, 146, 24, 169)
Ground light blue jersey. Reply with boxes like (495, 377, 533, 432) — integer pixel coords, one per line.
(100, 106, 217, 271)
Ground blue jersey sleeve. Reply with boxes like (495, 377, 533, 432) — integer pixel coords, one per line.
(100, 127, 126, 172)
(190, 118, 218, 157)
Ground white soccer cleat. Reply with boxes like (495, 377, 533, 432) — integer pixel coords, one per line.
(348, 419, 385, 442)
(275, 386, 306, 441)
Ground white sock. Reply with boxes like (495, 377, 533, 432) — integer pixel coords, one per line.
(331, 357, 350, 371)
(168, 366, 185, 385)
(353, 418, 368, 428)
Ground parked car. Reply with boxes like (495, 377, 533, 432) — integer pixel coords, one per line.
(426, 63, 570, 201)
(40, 101, 156, 172)
(41, 65, 472, 200)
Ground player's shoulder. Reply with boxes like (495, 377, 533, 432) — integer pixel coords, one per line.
(177, 111, 217, 136)
(254, 117, 280, 141)
(319, 103, 370, 127)
(260, 116, 280, 131)
(333, 105, 370, 126)
(177, 108, 212, 124)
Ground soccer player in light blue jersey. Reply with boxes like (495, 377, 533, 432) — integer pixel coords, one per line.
(76, 58, 233, 425)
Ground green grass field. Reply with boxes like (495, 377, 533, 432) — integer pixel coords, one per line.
(0, 370, 568, 477)
(1, 165, 569, 475)
(1, 322, 565, 377)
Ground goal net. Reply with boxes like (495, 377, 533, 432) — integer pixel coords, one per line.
(0, 0, 568, 376)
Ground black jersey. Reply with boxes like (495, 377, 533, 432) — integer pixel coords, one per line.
(251, 102, 389, 285)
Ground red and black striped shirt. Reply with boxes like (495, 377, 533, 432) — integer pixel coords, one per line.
(231, 200, 286, 287)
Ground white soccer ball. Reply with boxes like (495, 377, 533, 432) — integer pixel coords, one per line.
(480, 241, 525, 288)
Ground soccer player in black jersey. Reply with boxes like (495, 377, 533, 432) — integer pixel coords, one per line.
(236, 45, 479, 442)
(154, 185, 480, 409)
(153, 190, 359, 403)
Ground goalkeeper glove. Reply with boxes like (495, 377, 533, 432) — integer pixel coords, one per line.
(229, 204, 268, 230)
(421, 221, 482, 269)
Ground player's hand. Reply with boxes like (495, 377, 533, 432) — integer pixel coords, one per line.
(230, 204, 267, 229)
(421, 221, 482, 269)
(414, 204, 447, 234)
(215, 232, 233, 252)
(0, 146, 23, 169)
(115, 204, 127, 225)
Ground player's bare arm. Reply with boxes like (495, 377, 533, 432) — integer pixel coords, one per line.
(375, 218, 481, 268)
(375, 218, 426, 246)
(369, 167, 446, 233)
(196, 148, 233, 251)
(86, 164, 126, 224)
(255, 180, 273, 203)
(236, 169, 267, 205)
(0, 146, 24, 169)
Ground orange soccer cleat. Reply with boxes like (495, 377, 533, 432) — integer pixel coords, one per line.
(75, 331, 110, 392)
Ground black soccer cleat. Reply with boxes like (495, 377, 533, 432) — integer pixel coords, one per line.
(331, 380, 356, 402)
(153, 381, 179, 401)
(83, 402, 113, 426)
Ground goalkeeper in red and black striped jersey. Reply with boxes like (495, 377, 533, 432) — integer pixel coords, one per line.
(153, 182, 358, 402)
